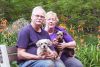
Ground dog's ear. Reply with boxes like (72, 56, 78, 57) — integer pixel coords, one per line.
(36, 40, 41, 47)
(57, 31, 64, 36)
(47, 39, 52, 46)
(57, 31, 63, 35)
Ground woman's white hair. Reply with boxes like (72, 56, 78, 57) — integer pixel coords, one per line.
(44, 11, 59, 31)
(32, 6, 46, 15)
(45, 11, 59, 22)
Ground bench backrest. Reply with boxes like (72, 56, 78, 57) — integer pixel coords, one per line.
(0, 45, 17, 67)
(7, 46, 17, 62)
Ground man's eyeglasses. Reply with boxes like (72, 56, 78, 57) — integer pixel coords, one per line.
(34, 15, 45, 18)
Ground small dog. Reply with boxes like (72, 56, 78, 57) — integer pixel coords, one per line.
(56, 31, 64, 43)
(36, 39, 53, 56)
(56, 31, 74, 57)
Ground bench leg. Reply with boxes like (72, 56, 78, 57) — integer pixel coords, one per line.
(0, 45, 10, 67)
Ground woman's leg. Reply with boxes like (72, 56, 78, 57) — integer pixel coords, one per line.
(64, 57, 83, 67)
(54, 59, 65, 67)
(19, 60, 55, 67)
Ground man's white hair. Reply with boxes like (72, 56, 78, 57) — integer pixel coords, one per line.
(45, 11, 59, 22)
(32, 6, 46, 15)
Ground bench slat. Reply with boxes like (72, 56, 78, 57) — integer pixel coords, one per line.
(0, 48, 3, 63)
(0, 45, 18, 67)
(6, 46, 17, 54)
(8, 54, 17, 62)
(0, 55, 3, 63)
(6, 46, 17, 62)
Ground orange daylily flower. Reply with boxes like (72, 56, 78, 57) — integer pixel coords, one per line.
(59, 23, 67, 30)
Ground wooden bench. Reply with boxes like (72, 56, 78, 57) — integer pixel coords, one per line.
(0, 45, 17, 67)
(0, 45, 76, 67)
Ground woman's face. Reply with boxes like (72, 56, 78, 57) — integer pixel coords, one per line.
(46, 15, 58, 28)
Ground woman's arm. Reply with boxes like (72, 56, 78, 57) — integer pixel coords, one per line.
(56, 41, 76, 50)
(62, 40, 76, 48)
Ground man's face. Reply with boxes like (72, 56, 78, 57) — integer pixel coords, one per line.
(46, 15, 57, 28)
(31, 10, 45, 25)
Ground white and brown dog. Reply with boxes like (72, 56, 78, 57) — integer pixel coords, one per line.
(36, 39, 53, 56)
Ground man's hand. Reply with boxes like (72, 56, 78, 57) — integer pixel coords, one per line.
(45, 51, 58, 60)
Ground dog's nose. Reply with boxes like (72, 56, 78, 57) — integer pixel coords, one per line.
(43, 45, 46, 48)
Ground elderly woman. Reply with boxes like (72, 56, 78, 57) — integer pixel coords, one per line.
(44, 11, 83, 67)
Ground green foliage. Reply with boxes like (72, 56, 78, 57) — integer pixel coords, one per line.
(0, 32, 17, 46)
(1, 0, 100, 26)
(72, 32, 100, 67)
(10, 61, 18, 67)
(76, 44, 100, 67)
(84, 34, 98, 45)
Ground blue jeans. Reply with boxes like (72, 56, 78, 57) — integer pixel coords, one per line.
(54, 58, 65, 67)
(19, 59, 65, 67)
(63, 57, 83, 67)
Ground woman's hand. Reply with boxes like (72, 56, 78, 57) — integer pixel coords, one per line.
(52, 38, 59, 46)
(57, 43, 66, 51)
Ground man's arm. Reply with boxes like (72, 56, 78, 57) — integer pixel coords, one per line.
(17, 48, 45, 60)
